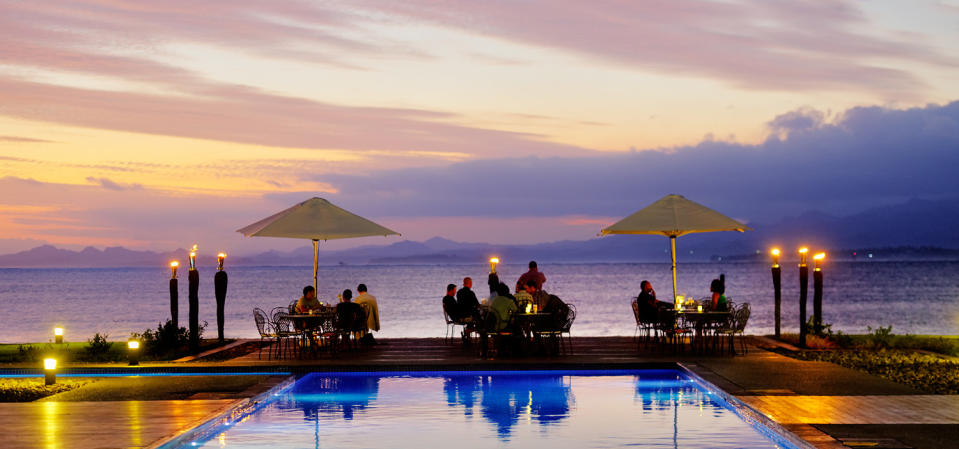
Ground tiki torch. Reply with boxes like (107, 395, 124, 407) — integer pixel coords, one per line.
(169, 261, 179, 330)
(798, 247, 808, 347)
(771, 248, 782, 338)
(489, 257, 499, 273)
(813, 253, 825, 335)
(188, 245, 199, 353)
(214, 252, 228, 343)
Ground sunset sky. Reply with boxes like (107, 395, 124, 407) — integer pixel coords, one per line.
(2, 1, 959, 255)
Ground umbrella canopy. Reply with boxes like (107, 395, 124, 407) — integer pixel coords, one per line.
(600, 194, 751, 301)
(237, 197, 400, 291)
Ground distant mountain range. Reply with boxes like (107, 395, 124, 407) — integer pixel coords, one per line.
(1, 197, 958, 267)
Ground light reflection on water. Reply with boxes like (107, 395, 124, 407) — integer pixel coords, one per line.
(2, 261, 957, 341)
(192, 371, 788, 449)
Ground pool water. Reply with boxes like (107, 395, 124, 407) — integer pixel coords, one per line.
(182, 370, 800, 449)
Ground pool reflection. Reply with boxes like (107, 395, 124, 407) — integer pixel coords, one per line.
(277, 375, 380, 421)
(463, 374, 574, 438)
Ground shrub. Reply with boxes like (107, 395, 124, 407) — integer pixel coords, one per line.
(84, 333, 115, 362)
(16, 344, 42, 363)
(132, 319, 205, 358)
(866, 325, 894, 349)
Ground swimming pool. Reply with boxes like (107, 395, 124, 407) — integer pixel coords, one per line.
(163, 369, 808, 449)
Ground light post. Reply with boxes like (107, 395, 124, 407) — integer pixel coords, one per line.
(169, 261, 179, 330)
(54, 327, 64, 345)
(44, 358, 57, 385)
(214, 252, 229, 343)
(798, 247, 809, 347)
(770, 248, 782, 338)
(188, 245, 200, 353)
(127, 340, 140, 366)
(813, 253, 825, 335)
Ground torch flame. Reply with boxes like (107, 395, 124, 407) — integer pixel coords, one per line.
(799, 247, 808, 254)
(814, 252, 825, 260)
(771, 248, 780, 256)
(170, 261, 179, 268)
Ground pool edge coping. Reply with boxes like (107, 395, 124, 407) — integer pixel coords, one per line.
(677, 362, 817, 449)
(146, 375, 297, 449)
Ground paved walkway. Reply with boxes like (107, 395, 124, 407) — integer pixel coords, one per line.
(0, 399, 234, 449)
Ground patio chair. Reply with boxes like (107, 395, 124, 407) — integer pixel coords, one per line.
(335, 302, 367, 351)
(552, 303, 576, 355)
(717, 303, 750, 355)
(288, 298, 299, 314)
(253, 308, 279, 360)
(632, 299, 656, 348)
(271, 310, 300, 359)
(654, 308, 691, 352)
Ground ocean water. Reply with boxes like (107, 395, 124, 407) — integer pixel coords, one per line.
(178, 370, 799, 449)
(0, 262, 957, 343)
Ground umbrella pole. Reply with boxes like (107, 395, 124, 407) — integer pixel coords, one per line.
(670, 236, 678, 302)
(313, 239, 319, 293)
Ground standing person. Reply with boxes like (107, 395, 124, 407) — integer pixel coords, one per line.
(355, 284, 381, 345)
(516, 261, 546, 292)
(296, 285, 321, 313)
(456, 277, 480, 319)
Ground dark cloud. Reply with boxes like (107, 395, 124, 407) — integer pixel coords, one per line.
(314, 101, 959, 222)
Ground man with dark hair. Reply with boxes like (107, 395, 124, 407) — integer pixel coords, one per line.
(355, 283, 380, 344)
(516, 260, 546, 292)
(443, 283, 460, 320)
(526, 280, 549, 311)
(296, 285, 321, 313)
(336, 289, 367, 345)
(456, 277, 480, 320)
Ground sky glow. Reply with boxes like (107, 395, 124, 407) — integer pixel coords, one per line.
(1, 0, 958, 254)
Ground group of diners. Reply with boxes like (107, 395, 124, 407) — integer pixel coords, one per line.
(635, 278, 729, 320)
(294, 283, 381, 346)
(443, 261, 572, 354)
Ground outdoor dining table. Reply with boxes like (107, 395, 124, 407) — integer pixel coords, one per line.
(285, 310, 336, 356)
(514, 312, 558, 355)
(676, 309, 731, 353)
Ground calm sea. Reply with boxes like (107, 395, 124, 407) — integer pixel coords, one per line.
(0, 262, 957, 343)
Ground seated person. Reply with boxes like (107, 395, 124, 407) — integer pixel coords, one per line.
(526, 281, 549, 311)
(489, 283, 518, 331)
(336, 289, 367, 337)
(710, 279, 728, 311)
(542, 293, 570, 329)
(484, 272, 500, 305)
(513, 284, 533, 310)
(456, 277, 481, 320)
(354, 284, 381, 344)
(296, 285, 322, 313)
(443, 283, 466, 321)
(637, 280, 669, 321)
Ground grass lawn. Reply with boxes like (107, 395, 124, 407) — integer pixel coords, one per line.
(37, 375, 270, 401)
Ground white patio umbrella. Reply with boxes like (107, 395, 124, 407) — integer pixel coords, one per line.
(599, 194, 751, 301)
(237, 197, 400, 291)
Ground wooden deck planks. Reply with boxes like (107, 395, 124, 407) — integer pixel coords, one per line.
(740, 395, 959, 424)
(0, 399, 235, 449)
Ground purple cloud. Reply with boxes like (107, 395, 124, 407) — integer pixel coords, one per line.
(313, 100, 959, 221)
(366, 0, 952, 96)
